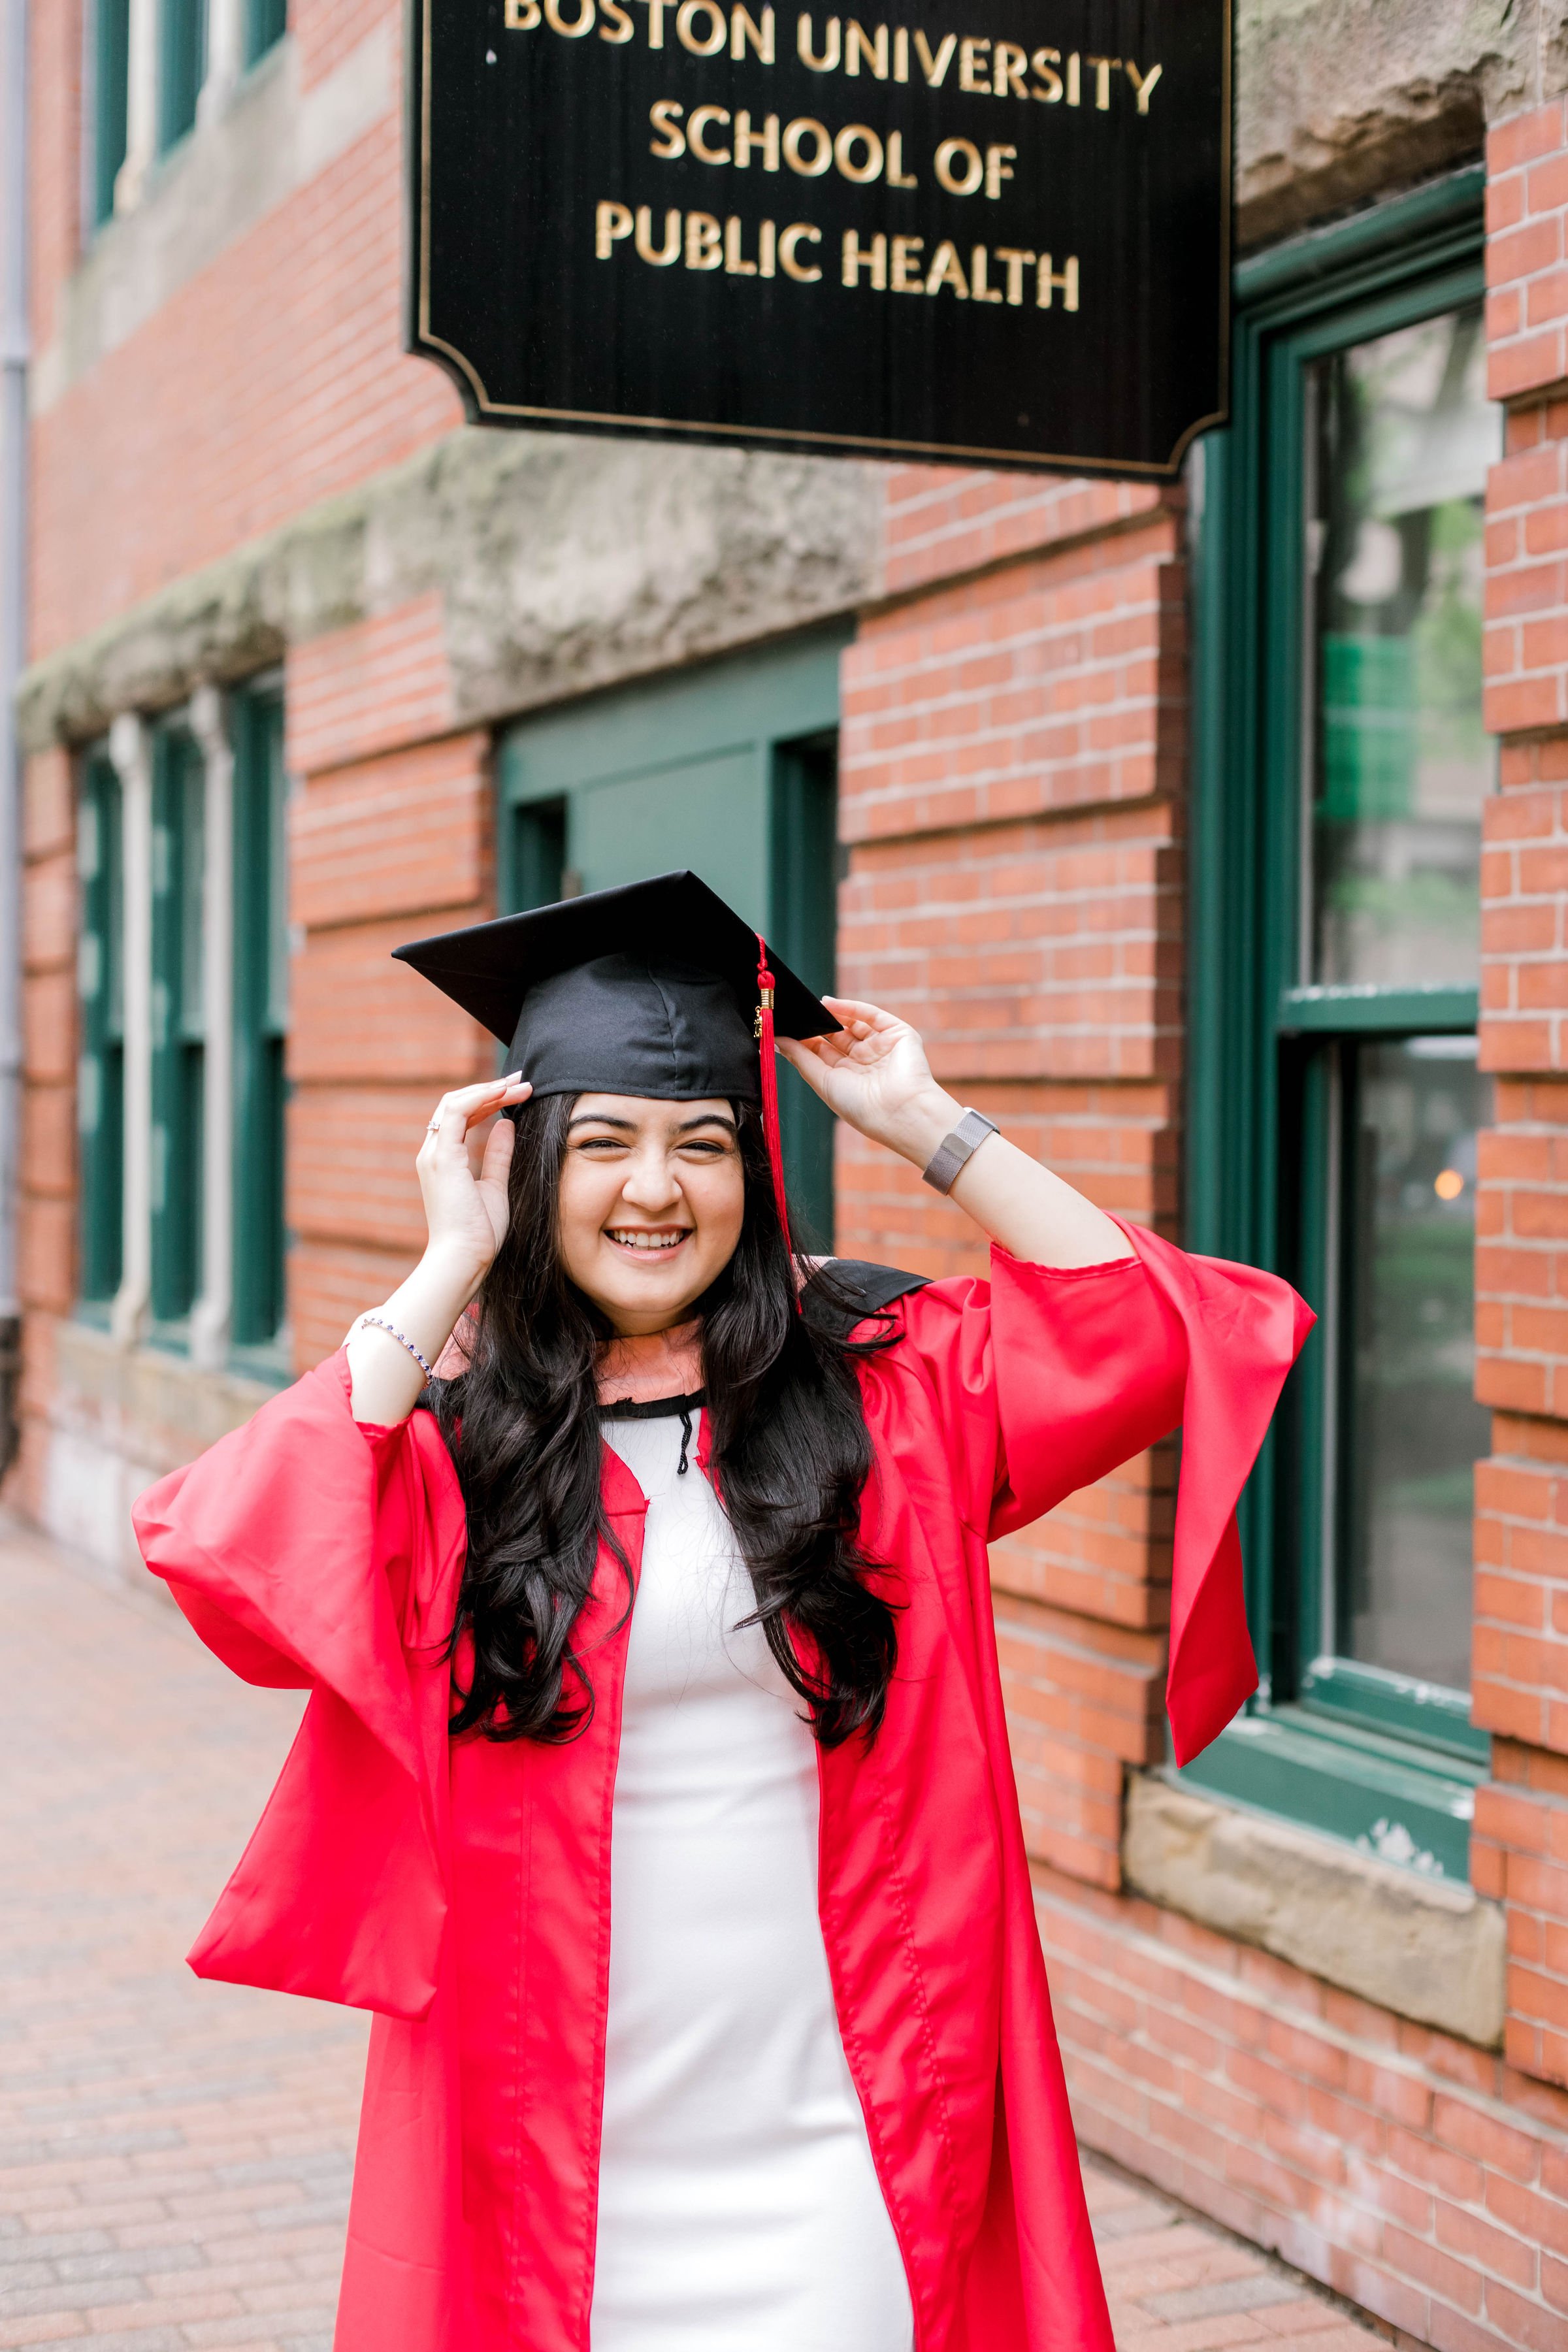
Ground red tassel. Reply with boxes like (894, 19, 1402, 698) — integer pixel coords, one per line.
(755, 934, 798, 1298)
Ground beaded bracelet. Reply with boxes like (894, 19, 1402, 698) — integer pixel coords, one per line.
(354, 1313, 435, 1382)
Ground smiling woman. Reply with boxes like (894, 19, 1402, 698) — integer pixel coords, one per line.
(134, 871, 1309, 2352)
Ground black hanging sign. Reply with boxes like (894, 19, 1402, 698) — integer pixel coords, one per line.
(407, 0, 1230, 475)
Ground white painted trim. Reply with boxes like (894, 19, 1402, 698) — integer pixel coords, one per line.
(188, 683, 231, 1370)
(115, 0, 159, 213)
(200, 0, 243, 123)
(107, 712, 150, 1347)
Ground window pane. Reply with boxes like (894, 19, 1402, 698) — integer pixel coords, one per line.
(244, 0, 287, 64)
(1307, 306, 1499, 988)
(1336, 1035, 1492, 1693)
(93, 0, 131, 226)
(157, 0, 205, 151)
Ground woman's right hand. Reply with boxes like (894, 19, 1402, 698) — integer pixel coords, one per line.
(416, 1074, 532, 1288)
(345, 1074, 532, 1425)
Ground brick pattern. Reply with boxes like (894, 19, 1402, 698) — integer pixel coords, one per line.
(290, 730, 489, 928)
(7, 753, 78, 1524)
(877, 463, 1167, 596)
(31, 74, 461, 662)
(1475, 1740, 1568, 2091)
(842, 515, 1186, 840)
(286, 723, 493, 1369)
(1478, 98, 1568, 2118)
(1043, 1865, 1568, 2352)
(1484, 408, 1568, 742)
(284, 602, 457, 782)
(837, 479, 1188, 1901)
(1488, 100, 1568, 407)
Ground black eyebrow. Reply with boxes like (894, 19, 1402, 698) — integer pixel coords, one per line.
(565, 1111, 738, 1135)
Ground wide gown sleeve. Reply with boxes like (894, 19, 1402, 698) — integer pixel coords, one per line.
(132, 1353, 465, 2018)
(894, 1222, 1313, 1764)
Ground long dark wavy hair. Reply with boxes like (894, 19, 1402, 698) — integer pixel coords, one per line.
(429, 1092, 898, 1750)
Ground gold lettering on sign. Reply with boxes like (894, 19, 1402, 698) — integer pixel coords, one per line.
(984, 141, 1014, 199)
(759, 218, 777, 274)
(725, 214, 759, 272)
(1065, 50, 1080, 104)
(689, 104, 732, 160)
(598, 0, 634, 39)
(677, 0, 727, 51)
(970, 245, 1002, 301)
(1029, 46, 1060, 99)
(636, 0, 670, 43)
(957, 35, 989, 90)
(685, 209, 723, 266)
(504, 0, 540, 26)
(636, 203, 681, 262)
(991, 40, 1026, 95)
(844, 18, 887, 76)
(596, 200, 633, 255)
(1124, 57, 1162, 110)
(797, 10, 840, 67)
(1083, 53, 1119, 107)
(992, 244, 1034, 304)
(934, 137, 981, 195)
(543, 0, 594, 32)
(734, 109, 781, 167)
(886, 129, 916, 184)
(779, 221, 823, 278)
(834, 122, 883, 180)
(783, 115, 832, 173)
(913, 28, 953, 84)
(842, 228, 887, 286)
(649, 98, 685, 157)
(1036, 252, 1079, 308)
(924, 240, 968, 297)
(892, 24, 907, 78)
(730, 2, 774, 57)
(890, 233, 923, 291)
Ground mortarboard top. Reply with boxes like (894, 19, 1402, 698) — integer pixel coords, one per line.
(391, 870, 841, 1106)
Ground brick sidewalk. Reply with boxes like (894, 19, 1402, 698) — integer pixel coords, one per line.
(0, 1518, 1393, 2352)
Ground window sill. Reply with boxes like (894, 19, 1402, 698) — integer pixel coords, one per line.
(1176, 1706, 1480, 1882)
(1125, 1771, 1505, 2049)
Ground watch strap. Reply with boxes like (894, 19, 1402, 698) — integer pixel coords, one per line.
(921, 1108, 1000, 1196)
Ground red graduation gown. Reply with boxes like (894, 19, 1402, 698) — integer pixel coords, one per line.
(133, 1224, 1310, 2352)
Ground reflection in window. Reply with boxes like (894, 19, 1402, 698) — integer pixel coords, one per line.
(1307, 306, 1500, 988)
(1331, 1036, 1492, 1695)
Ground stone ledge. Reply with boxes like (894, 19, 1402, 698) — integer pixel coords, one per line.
(41, 1319, 280, 1584)
(1122, 1772, 1506, 2049)
(16, 427, 883, 757)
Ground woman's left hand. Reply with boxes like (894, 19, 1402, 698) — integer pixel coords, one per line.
(778, 996, 960, 1171)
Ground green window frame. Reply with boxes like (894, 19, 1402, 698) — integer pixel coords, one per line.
(91, 0, 131, 227)
(157, 0, 205, 154)
(77, 748, 124, 1309)
(149, 717, 206, 1334)
(1184, 167, 1493, 1881)
(231, 681, 289, 1357)
(244, 0, 287, 66)
(498, 630, 847, 1247)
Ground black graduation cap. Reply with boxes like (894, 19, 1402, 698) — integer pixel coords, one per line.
(391, 870, 839, 1102)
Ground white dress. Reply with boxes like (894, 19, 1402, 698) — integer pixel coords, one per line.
(593, 1402, 915, 2352)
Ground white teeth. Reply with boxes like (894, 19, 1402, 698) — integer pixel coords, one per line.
(606, 1230, 687, 1251)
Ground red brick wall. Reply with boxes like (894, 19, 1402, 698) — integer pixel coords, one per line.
(11, 753, 78, 1514)
(286, 721, 495, 1367)
(1472, 94, 1568, 2125)
(838, 478, 1186, 1891)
